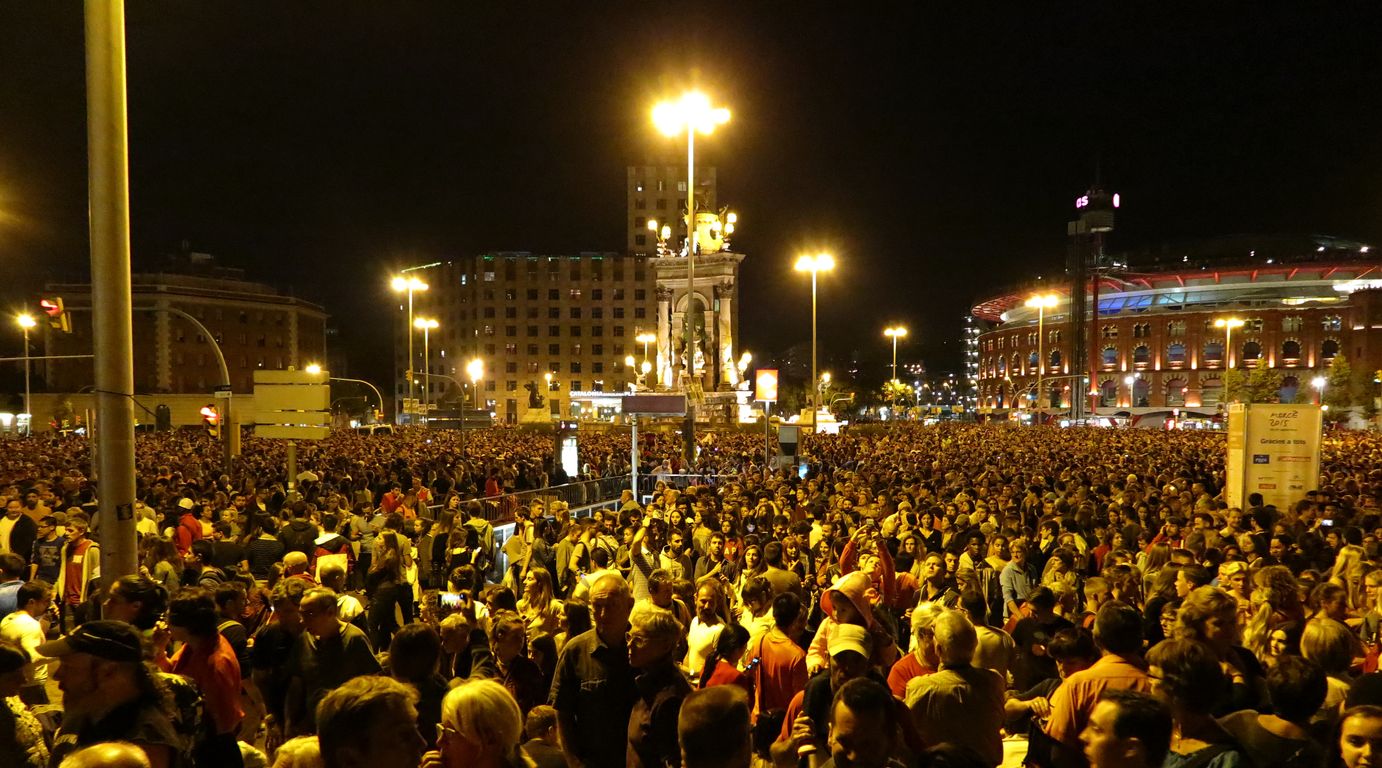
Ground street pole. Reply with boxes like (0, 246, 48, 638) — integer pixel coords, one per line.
(630, 416, 638, 500)
(21, 326, 30, 433)
(85, 0, 138, 580)
(421, 324, 430, 426)
(1036, 303, 1045, 420)
(763, 401, 772, 479)
(810, 270, 819, 424)
(683, 127, 697, 467)
(406, 289, 415, 420)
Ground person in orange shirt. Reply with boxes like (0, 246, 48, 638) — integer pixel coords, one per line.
(153, 587, 244, 768)
(1045, 601, 1152, 768)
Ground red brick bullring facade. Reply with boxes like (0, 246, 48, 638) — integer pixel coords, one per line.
(973, 257, 1382, 415)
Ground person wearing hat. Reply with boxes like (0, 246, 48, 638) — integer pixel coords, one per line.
(173, 497, 203, 557)
(0, 643, 46, 768)
(806, 571, 898, 677)
(42, 620, 183, 768)
(772, 623, 876, 763)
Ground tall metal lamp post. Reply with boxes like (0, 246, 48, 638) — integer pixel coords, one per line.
(391, 275, 428, 422)
(794, 253, 835, 424)
(413, 317, 438, 425)
(1025, 293, 1059, 419)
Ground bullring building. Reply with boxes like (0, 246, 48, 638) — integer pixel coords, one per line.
(971, 234, 1381, 419)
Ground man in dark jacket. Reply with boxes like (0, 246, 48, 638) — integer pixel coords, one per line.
(278, 505, 319, 557)
(2, 498, 38, 565)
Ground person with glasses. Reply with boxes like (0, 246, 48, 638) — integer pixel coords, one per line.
(284, 588, 381, 738)
(426, 678, 527, 768)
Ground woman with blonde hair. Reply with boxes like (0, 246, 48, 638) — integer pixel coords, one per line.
(1301, 618, 1356, 729)
(516, 567, 562, 637)
(426, 678, 531, 768)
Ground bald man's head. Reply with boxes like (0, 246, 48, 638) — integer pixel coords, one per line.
(59, 742, 152, 768)
(284, 551, 309, 574)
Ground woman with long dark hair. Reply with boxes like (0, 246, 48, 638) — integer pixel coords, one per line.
(699, 623, 752, 694)
(367, 530, 415, 650)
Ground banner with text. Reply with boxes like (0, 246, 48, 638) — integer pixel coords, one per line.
(1226, 403, 1322, 512)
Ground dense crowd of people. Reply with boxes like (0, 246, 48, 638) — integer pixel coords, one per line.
(0, 422, 1381, 768)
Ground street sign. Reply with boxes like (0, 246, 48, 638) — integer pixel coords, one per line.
(253, 369, 330, 440)
(622, 393, 688, 416)
(214, 385, 233, 400)
(755, 369, 778, 402)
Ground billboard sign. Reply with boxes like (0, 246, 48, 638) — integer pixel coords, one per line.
(755, 369, 779, 402)
(1226, 403, 1321, 511)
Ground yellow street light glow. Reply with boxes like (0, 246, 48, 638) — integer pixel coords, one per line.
(15, 314, 35, 330)
(652, 91, 731, 137)
(635, 332, 657, 345)
(641, 361, 652, 374)
(660, 225, 671, 240)
(1312, 376, 1327, 390)
(466, 358, 484, 383)
(1214, 317, 1244, 329)
(624, 355, 636, 367)
(794, 253, 836, 273)
(413, 317, 439, 330)
(821, 372, 832, 384)
(304, 363, 322, 375)
(1024, 293, 1059, 309)
(391, 275, 428, 293)
(884, 326, 908, 339)
(647, 219, 658, 232)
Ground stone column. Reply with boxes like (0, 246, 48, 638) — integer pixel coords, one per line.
(656, 285, 673, 388)
(717, 280, 736, 388)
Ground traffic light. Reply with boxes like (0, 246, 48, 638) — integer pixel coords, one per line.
(39, 297, 71, 333)
(200, 404, 220, 437)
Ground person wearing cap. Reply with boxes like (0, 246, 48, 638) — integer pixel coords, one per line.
(173, 497, 203, 557)
(906, 609, 1005, 767)
(772, 623, 876, 764)
(805, 571, 898, 677)
(42, 620, 183, 768)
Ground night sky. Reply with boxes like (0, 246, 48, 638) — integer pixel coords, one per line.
(2, 3, 1381, 390)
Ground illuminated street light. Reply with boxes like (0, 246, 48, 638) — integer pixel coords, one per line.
(795, 253, 836, 420)
(883, 326, 908, 420)
(1216, 314, 1249, 370)
(1312, 375, 1327, 405)
(391, 274, 429, 421)
(16, 314, 35, 428)
(413, 317, 439, 425)
(1024, 293, 1060, 419)
(304, 363, 322, 375)
(653, 91, 730, 459)
(636, 331, 657, 371)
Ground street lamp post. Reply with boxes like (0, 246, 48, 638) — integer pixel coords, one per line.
(391, 275, 428, 423)
(653, 91, 729, 463)
(794, 253, 836, 422)
(414, 317, 438, 425)
(1025, 294, 1059, 420)
(461, 358, 484, 454)
(1214, 317, 1244, 369)
(636, 332, 657, 369)
(1312, 375, 1327, 406)
(16, 314, 35, 432)
(306, 365, 387, 423)
(884, 326, 907, 419)
(653, 91, 730, 388)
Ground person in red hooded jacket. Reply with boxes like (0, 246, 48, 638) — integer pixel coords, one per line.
(174, 497, 204, 556)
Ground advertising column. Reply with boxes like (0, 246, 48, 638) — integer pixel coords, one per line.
(1226, 403, 1322, 512)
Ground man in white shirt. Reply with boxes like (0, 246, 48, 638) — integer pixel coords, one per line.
(0, 580, 52, 705)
